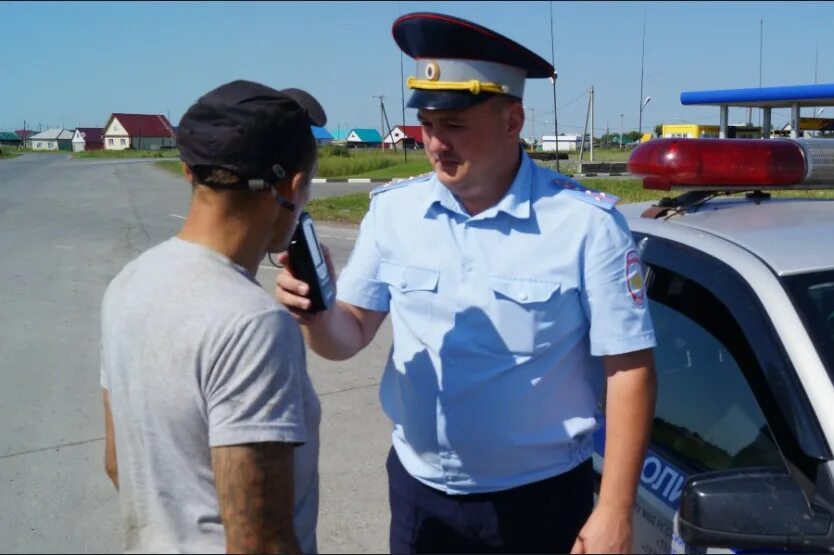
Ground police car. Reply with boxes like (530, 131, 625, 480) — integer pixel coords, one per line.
(592, 137, 834, 553)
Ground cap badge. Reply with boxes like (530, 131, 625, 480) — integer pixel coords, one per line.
(425, 62, 440, 81)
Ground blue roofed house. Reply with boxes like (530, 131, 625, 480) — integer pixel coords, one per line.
(311, 126, 333, 146)
(346, 128, 382, 149)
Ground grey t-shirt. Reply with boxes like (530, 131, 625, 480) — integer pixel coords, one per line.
(100, 237, 320, 554)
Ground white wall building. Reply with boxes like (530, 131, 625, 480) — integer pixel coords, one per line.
(103, 113, 176, 151)
(540, 134, 588, 152)
(27, 129, 73, 151)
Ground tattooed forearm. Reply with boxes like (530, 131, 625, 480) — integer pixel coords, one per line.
(211, 443, 301, 555)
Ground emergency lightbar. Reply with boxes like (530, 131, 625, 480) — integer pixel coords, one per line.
(628, 138, 834, 191)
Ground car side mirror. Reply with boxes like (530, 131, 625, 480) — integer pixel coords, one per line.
(678, 468, 834, 552)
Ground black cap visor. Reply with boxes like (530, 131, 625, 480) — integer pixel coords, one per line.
(280, 88, 327, 127)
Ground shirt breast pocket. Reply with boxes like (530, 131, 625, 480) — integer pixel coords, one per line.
(377, 261, 440, 338)
(489, 276, 564, 355)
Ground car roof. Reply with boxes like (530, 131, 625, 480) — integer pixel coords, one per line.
(620, 196, 834, 276)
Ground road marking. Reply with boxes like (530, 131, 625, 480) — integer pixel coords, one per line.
(54, 244, 74, 250)
(317, 233, 356, 240)
(169, 213, 186, 220)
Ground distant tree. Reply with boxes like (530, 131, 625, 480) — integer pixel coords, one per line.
(654, 124, 663, 137)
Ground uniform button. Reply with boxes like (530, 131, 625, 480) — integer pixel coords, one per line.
(520, 293, 528, 300)
(399, 280, 407, 288)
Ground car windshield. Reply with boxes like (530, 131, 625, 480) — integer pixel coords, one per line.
(783, 270, 834, 381)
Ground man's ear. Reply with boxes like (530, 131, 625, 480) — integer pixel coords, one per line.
(182, 162, 194, 184)
(506, 101, 525, 137)
(275, 170, 309, 204)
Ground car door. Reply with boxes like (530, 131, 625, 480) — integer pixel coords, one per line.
(592, 233, 830, 554)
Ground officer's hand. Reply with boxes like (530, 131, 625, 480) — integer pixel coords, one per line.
(570, 504, 632, 554)
(273, 244, 336, 325)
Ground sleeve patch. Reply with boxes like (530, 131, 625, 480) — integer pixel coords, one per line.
(626, 250, 646, 307)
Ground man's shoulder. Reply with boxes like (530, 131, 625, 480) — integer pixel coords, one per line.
(369, 172, 434, 199)
(533, 167, 619, 212)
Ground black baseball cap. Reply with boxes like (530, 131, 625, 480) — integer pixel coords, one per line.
(177, 79, 327, 188)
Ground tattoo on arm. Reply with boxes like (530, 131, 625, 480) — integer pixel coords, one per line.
(211, 443, 301, 555)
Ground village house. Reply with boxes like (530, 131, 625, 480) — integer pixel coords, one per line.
(71, 128, 104, 152)
(383, 125, 424, 150)
(26, 129, 74, 151)
(102, 113, 175, 151)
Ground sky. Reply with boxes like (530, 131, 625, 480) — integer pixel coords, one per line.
(2, 1, 834, 138)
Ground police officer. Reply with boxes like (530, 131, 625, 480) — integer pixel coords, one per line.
(275, 12, 657, 554)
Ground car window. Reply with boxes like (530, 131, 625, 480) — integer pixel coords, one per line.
(783, 270, 834, 380)
(649, 267, 785, 473)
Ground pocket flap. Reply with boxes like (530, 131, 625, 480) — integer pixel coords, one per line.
(490, 276, 561, 304)
(378, 262, 440, 292)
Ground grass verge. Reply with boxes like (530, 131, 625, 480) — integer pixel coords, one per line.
(156, 159, 834, 225)
(156, 160, 183, 175)
(0, 149, 21, 160)
(73, 148, 179, 159)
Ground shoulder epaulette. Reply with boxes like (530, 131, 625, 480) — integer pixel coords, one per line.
(552, 177, 618, 210)
(369, 172, 433, 198)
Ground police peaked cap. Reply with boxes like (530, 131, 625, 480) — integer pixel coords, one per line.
(392, 12, 556, 110)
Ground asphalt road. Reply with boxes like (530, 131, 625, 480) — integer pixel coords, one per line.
(0, 154, 392, 553)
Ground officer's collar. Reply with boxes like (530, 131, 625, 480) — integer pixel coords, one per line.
(424, 147, 533, 220)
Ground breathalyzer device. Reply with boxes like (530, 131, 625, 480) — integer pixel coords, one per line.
(287, 212, 336, 313)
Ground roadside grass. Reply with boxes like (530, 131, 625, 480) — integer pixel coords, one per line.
(73, 148, 179, 159)
(155, 154, 834, 225)
(306, 193, 372, 224)
(156, 160, 183, 175)
(328, 158, 433, 180)
(317, 149, 407, 177)
(8, 147, 67, 154)
(0, 148, 21, 160)
(154, 153, 433, 181)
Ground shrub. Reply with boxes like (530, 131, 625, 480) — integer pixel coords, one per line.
(320, 144, 351, 158)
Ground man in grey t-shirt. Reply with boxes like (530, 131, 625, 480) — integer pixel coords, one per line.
(100, 80, 328, 554)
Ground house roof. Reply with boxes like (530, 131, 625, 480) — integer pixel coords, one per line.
(385, 125, 424, 143)
(311, 126, 333, 140)
(74, 128, 104, 143)
(15, 130, 34, 140)
(0, 131, 22, 141)
(349, 128, 383, 142)
(29, 128, 73, 140)
(331, 129, 350, 141)
(107, 113, 174, 137)
(398, 125, 423, 139)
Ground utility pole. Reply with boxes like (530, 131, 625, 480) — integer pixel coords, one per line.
(399, 47, 408, 162)
(374, 95, 397, 153)
(638, 10, 646, 139)
(620, 113, 624, 149)
(758, 19, 763, 126)
(578, 86, 592, 162)
(582, 85, 594, 162)
(373, 95, 385, 151)
(549, 0, 560, 172)
(530, 107, 535, 144)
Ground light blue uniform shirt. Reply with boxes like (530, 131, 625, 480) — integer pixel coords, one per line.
(337, 151, 656, 494)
